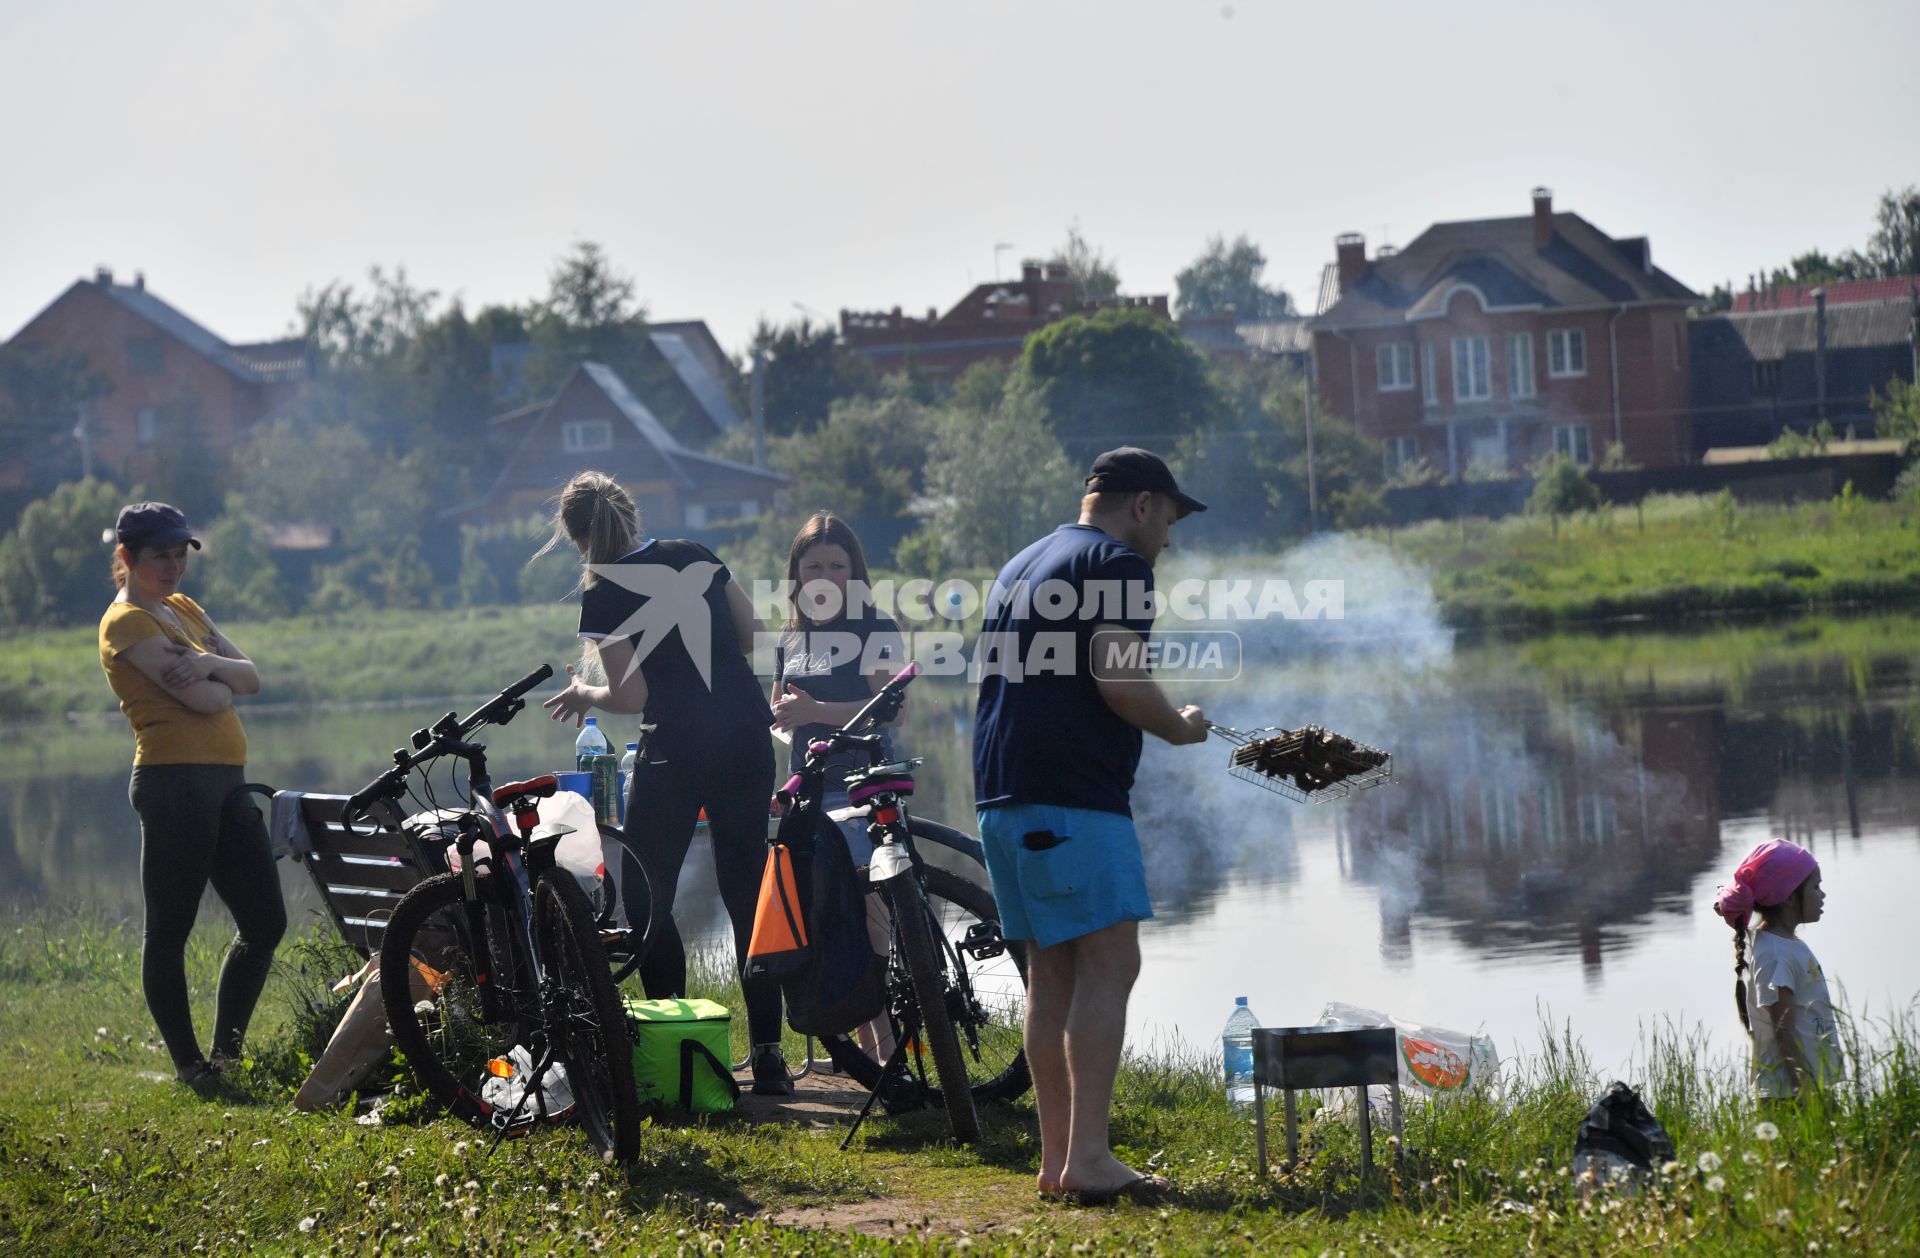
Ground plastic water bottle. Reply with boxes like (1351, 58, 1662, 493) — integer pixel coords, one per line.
(619, 741, 638, 778)
(574, 718, 618, 825)
(1223, 996, 1259, 1110)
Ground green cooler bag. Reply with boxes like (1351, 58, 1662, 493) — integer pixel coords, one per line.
(623, 996, 740, 1114)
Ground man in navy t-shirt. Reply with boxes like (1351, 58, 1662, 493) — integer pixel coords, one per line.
(973, 447, 1210, 1205)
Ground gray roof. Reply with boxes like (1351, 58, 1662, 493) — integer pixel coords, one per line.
(580, 363, 782, 488)
(1315, 213, 1701, 329)
(92, 281, 267, 381)
(648, 330, 742, 431)
(1236, 319, 1313, 355)
(1704, 298, 1917, 362)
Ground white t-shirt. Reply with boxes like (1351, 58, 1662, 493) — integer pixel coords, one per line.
(1746, 928, 1843, 1098)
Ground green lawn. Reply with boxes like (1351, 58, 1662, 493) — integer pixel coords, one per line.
(2, 914, 1914, 1255)
(1377, 492, 1920, 628)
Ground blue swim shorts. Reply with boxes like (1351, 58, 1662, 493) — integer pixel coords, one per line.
(976, 802, 1153, 948)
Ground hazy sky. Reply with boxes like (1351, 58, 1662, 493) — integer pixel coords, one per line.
(4, 1, 1916, 360)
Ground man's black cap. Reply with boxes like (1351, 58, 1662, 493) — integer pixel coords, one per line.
(114, 501, 201, 551)
(1085, 447, 1208, 518)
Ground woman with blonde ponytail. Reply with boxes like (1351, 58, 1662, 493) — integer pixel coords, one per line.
(538, 472, 793, 1094)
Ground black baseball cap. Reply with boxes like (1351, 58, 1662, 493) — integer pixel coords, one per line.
(1085, 447, 1208, 518)
(114, 502, 201, 551)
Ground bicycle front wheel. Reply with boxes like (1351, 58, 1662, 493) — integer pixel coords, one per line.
(822, 866, 1030, 1107)
(884, 869, 981, 1142)
(380, 871, 553, 1132)
(533, 871, 641, 1164)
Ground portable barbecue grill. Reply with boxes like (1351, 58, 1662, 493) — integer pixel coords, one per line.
(1207, 723, 1393, 803)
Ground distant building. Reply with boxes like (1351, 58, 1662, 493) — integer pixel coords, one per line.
(488, 319, 744, 449)
(1310, 190, 1702, 478)
(458, 362, 786, 527)
(3, 268, 309, 490)
(839, 259, 1171, 380)
(1729, 274, 1920, 314)
(1177, 312, 1313, 370)
(1690, 288, 1918, 451)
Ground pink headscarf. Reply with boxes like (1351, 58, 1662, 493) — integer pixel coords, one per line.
(1712, 838, 1818, 930)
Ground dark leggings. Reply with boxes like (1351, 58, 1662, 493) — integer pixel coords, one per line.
(623, 729, 779, 1045)
(130, 764, 288, 1072)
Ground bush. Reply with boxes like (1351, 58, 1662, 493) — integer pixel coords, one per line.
(195, 498, 292, 620)
(1525, 455, 1602, 535)
(0, 478, 125, 627)
(458, 516, 578, 606)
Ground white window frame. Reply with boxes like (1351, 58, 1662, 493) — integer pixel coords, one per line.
(135, 406, 158, 447)
(1553, 423, 1592, 467)
(1385, 435, 1421, 475)
(1548, 328, 1587, 378)
(1508, 332, 1536, 399)
(1375, 342, 1414, 392)
(1451, 335, 1491, 401)
(684, 503, 708, 528)
(562, 419, 613, 453)
(1421, 342, 1437, 405)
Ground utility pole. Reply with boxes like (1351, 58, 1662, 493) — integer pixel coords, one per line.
(1303, 355, 1319, 532)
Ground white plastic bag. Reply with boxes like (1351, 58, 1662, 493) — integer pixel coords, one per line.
(478, 1044, 576, 1119)
(1316, 1001, 1499, 1109)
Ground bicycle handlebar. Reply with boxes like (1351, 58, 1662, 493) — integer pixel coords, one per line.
(342, 665, 554, 826)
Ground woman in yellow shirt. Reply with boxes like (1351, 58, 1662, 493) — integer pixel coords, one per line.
(98, 502, 283, 1093)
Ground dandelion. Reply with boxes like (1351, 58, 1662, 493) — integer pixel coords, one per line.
(1754, 1121, 1780, 1142)
(96, 1027, 110, 1039)
(462, 1205, 478, 1221)
(1744, 1151, 1762, 1166)
(434, 1174, 449, 1188)
(1774, 1208, 1792, 1225)
(382, 1164, 401, 1178)
(297, 1218, 317, 1233)
(1697, 1151, 1723, 1173)
(1660, 1160, 1683, 1177)
(1706, 1175, 1725, 1193)
(585, 1171, 601, 1188)
(453, 1141, 470, 1156)
(1452, 1158, 1466, 1169)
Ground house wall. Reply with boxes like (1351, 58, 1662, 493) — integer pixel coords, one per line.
(8, 284, 275, 483)
(1314, 293, 1694, 476)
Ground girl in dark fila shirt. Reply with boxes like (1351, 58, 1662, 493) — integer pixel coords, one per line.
(537, 472, 792, 1094)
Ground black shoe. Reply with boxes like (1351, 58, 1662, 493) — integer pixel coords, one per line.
(177, 1060, 224, 1098)
(750, 1045, 794, 1097)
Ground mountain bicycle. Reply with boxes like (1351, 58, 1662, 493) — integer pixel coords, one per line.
(347, 666, 642, 1163)
(775, 663, 1030, 1142)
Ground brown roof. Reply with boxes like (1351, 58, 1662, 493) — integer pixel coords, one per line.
(1315, 212, 1701, 329)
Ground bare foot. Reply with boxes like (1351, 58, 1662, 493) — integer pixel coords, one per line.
(1058, 1153, 1141, 1195)
(1036, 1167, 1066, 1196)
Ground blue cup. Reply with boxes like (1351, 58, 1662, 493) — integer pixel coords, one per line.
(556, 770, 592, 800)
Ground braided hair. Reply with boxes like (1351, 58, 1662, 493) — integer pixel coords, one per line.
(1731, 920, 1751, 1032)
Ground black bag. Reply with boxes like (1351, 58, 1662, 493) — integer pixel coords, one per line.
(1571, 1081, 1676, 1186)
(748, 799, 886, 1038)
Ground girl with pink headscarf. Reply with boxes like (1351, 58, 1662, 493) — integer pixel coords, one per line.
(1712, 839, 1841, 1099)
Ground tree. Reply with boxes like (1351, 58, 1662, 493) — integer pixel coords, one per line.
(0, 477, 125, 626)
(1014, 306, 1229, 455)
(521, 242, 657, 401)
(917, 391, 1073, 568)
(1870, 378, 1920, 445)
(1865, 185, 1920, 278)
(1526, 454, 1602, 538)
(1052, 221, 1120, 302)
(0, 344, 108, 512)
(764, 387, 938, 522)
(1174, 234, 1293, 319)
(195, 497, 291, 620)
(746, 317, 879, 436)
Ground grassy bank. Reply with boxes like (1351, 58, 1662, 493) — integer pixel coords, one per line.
(1378, 492, 1920, 629)
(2, 914, 1916, 1255)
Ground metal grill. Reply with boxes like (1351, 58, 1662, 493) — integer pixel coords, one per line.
(1207, 723, 1393, 803)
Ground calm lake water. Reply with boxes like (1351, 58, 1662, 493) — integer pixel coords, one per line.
(7, 604, 1917, 1082)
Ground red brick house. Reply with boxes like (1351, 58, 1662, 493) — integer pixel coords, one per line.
(3, 269, 308, 489)
(459, 362, 787, 528)
(1310, 190, 1701, 478)
(840, 259, 1171, 379)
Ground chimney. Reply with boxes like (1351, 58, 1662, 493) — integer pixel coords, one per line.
(1021, 259, 1042, 285)
(1335, 233, 1367, 294)
(95, 265, 114, 286)
(1043, 260, 1069, 283)
(133, 270, 146, 291)
(1813, 287, 1828, 423)
(1532, 187, 1554, 249)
